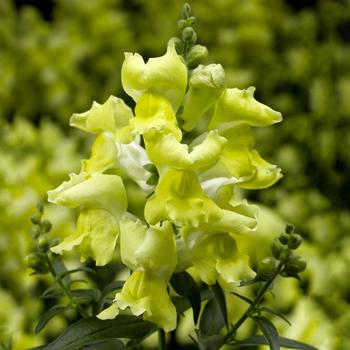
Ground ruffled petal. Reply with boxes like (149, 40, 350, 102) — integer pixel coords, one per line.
(132, 92, 182, 140)
(183, 232, 256, 285)
(144, 129, 226, 170)
(70, 96, 133, 134)
(144, 168, 221, 228)
(51, 208, 119, 266)
(119, 215, 176, 281)
(209, 87, 282, 129)
(82, 133, 118, 174)
(200, 124, 282, 190)
(47, 173, 127, 218)
(113, 269, 177, 331)
(122, 41, 187, 111)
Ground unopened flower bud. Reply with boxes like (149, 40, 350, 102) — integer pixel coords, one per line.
(187, 16, 196, 26)
(178, 19, 188, 30)
(172, 37, 184, 55)
(285, 224, 295, 234)
(181, 3, 191, 18)
(271, 237, 284, 259)
(36, 202, 44, 214)
(41, 220, 52, 233)
(186, 45, 208, 68)
(26, 253, 48, 273)
(288, 234, 302, 249)
(182, 27, 196, 43)
(38, 236, 50, 251)
(257, 257, 276, 276)
(31, 226, 41, 239)
(285, 255, 307, 273)
(31, 214, 41, 225)
(278, 233, 289, 245)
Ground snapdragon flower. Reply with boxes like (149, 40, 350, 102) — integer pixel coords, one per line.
(48, 38, 282, 330)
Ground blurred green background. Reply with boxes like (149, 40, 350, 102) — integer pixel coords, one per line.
(0, 0, 349, 349)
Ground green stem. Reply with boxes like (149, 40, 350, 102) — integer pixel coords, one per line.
(158, 328, 166, 350)
(223, 262, 284, 343)
(45, 254, 89, 318)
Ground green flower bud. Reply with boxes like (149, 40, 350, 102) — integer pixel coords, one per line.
(285, 255, 307, 273)
(172, 37, 184, 54)
(181, 3, 191, 18)
(31, 214, 41, 225)
(41, 220, 52, 233)
(186, 45, 208, 69)
(288, 234, 302, 249)
(38, 237, 50, 252)
(178, 19, 188, 30)
(182, 27, 196, 43)
(271, 237, 284, 259)
(280, 249, 292, 262)
(257, 257, 276, 276)
(188, 16, 196, 26)
(285, 223, 295, 234)
(36, 202, 44, 214)
(31, 226, 41, 239)
(278, 233, 289, 245)
(26, 253, 48, 273)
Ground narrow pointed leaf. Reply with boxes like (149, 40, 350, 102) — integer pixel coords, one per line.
(254, 317, 280, 350)
(71, 288, 101, 303)
(39, 316, 156, 350)
(35, 305, 72, 333)
(56, 267, 96, 281)
(170, 271, 201, 324)
(82, 339, 124, 349)
(211, 282, 229, 329)
(101, 281, 125, 298)
(196, 330, 224, 350)
(199, 297, 225, 335)
(229, 335, 319, 350)
(231, 292, 253, 305)
(260, 307, 292, 326)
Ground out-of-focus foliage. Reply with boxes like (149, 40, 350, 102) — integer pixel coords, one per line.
(0, 0, 349, 349)
(0, 119, 82, 347)
(0, 0, 132, 123)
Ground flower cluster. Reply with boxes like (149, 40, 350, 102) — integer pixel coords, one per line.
(48, 40, 282, 331)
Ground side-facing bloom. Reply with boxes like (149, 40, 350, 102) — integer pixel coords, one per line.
(48, 173, 127, 266)
(121, 40, 187, 112)
(98, 216, 177, 331)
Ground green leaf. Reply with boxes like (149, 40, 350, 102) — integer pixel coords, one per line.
(230, 335, 319, 350)
(195, 331, 224, 350)
(254, 317, 280, 350)
(56, 267, 96, 281)
(51, 256, 71, 285)
(170, 271, 201, 324)
(39, 315, 156, 350)
(260, 307, 292, 326)
(199, 297, 225, 336)
(35, 305, 72, 333)
(82, 338, 124, 349)
(71, 288, 101, 303)
(101, 280, 124, 298)
(231, 292, 253, 305)
(211, 282, 229, 329)
(172, 296, 191, 315)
